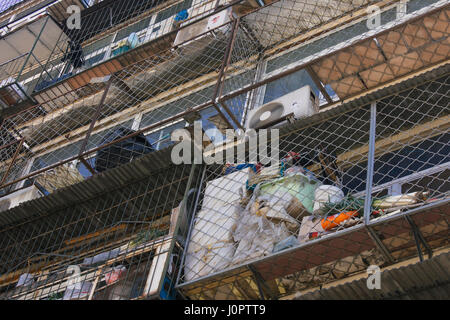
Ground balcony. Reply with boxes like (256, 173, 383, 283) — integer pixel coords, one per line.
(0, 14, 69, 113)
(0, 71, 448, 300)
(31, 0, 192, 111)
(0, 0, 448, 199)
(0, 162, 190, 300)
(175, 73, 449, 299)
(0, 0, 447, 300)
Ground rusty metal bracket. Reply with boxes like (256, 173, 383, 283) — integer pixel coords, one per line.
(366, 226, 395, 264)
(0, 139, 24, 186)
(78, 78, 114, 158)
(405, 215, 433, 261)
(212, 18, 243, 130)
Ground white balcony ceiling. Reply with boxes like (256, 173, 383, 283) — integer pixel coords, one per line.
(0, 14, 68, 73)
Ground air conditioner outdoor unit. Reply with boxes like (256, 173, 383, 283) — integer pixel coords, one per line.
(246, 85, 318, 130)
(0, 185, 43, 213)
(173, 7, 233, 48)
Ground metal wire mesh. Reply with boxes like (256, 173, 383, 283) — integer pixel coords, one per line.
(0, 14, 57, 110)
(224, 0, 449, 109)
(0, 13, 256, 195)
(0, 164, 191, 300)
(175, 74, 449, 300)
(0, 0, 448, 300)
(33, 0, 228, 99)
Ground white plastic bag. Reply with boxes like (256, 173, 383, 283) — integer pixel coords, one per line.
(184, 201, 241, 281)
(185, 241, 236, 281)
(232, 195, 291, 265)
(256, 192, 301, 231)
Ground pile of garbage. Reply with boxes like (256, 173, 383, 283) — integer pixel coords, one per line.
(184, 151, 430, 280)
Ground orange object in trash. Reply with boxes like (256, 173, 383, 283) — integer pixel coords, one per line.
(321, 211, 359, 231)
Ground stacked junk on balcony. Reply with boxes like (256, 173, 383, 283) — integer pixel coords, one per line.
(177, 91, 448, 299)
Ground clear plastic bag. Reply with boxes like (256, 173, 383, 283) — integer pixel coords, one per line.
(232, 194, 292, 265)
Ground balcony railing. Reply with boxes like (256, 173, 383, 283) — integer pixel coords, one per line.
(174, 73, 449, 299)
(0, 0, 447, 300)
(0, 14, 69, 111)
(30, 0, 236, 112)
(0, 0, 447, 197)
(0, 73, 447, 300)
(0, 164, 191, 300)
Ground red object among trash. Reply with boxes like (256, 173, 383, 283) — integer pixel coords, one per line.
(321, 211, 359, 231)
(282, 152, 301, 164)
(104, 267, 126, 285)
(309, 232, 319, 239)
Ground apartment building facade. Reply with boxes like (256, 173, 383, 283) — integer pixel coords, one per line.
(0, 0, 448, 300)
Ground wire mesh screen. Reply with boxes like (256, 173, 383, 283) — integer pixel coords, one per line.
(32, 0, 227, 104)
(0, 0, 448, 301)
(175, 75, 449, 300)
(0, 13, 254, 195)
(226, 0, 449, 110)
(176, 104, 375, 299)
(241, 0, 373, 49)
(0, 164, 191, 300)
(3, 0, 448, 195)
(366, 75, 449, 263)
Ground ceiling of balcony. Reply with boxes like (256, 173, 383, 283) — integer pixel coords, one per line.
(0, 15, 68, 77)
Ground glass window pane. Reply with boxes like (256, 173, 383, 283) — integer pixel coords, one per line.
(77, 161, 94, 179)
(145, 120, 186, 150)
(115, 17, 152, 42)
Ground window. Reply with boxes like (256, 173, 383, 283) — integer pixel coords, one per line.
(140, 87, 214, 130)
(407, 0, 441, 13)
(259, 2, 423, 105)
(31, 140, 84, 172)
(343, 133, 450, 194)
(114, 17, 152, 43)
(263, 69, 320, 105)
(155, 0, 193, 24)
(31, 120, 135, 179)
(85, 53, 106, 68)
(83, 34, 115, 68)
(146, 120, 187, 150)
(199, 107, 225, 145)
(139, 71, 253, 147)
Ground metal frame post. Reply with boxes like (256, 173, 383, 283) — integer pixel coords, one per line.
(175, 165, 206, 288)
(33, 26, 66, 92)
(364, 101, 395, 263)
(405, 215, 433, 261)
(152, 164, 200, 300)
(16, 16, 50, 82)
(364, 102, 377, 225)
(0, 139, 24, 186)
(78, 78, 113, 155)
(212, 18, 243, 130)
